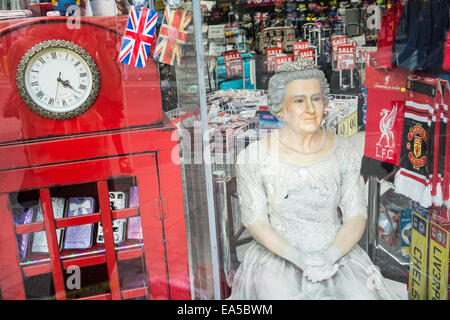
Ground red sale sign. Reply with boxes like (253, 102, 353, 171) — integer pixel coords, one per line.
(336, 45, 355, 70)
(266, 47, 283, 72)
(275, 54, 293, 72)
(294, 48, 314, 62)
(224, 51, 243, 77)
(293, 41, 310, 60)
(331, 35, 348, 61)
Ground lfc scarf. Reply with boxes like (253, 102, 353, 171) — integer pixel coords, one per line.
(153, 7, 192, 66)
(394, 75, 443, 208)
(361, 54, 409, 178)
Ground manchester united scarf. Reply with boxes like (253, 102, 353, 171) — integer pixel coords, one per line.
(153, 7, 192, 66)
(394, 75, 443, 208)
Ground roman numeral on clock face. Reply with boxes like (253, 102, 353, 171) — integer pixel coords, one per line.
(51, 52, 57, 59)
(31, 81, 39, 86)
(62, 100, 67, 107)
(48, 98, 54, 105)
(80, 72, 87, 77)
(74, 61, 80, 67)
(79, 84, 86, 90)
(36, 91, 44, 99)
(38, 57, 45, 64)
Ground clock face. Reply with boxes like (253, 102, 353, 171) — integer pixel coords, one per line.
(16, 40, 100, 120)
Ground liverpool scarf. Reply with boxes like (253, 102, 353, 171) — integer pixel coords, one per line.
(361, 54, 409, 178)
(394, 75, 443, 208)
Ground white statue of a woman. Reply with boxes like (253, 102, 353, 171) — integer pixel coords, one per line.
(228, 59, 403, 299)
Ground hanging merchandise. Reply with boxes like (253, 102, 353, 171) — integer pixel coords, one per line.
(394, 75, 444, 208)
(209, 4, 225, 24)
(443, 29, 450, 72)
(255, 26, 296, 54)
(361, 53, 410, 178)
(391, 0, 450, 72)
(118, 7, 158, 68)
(153, 7, 192, 66)
(371, 0, 406, 70)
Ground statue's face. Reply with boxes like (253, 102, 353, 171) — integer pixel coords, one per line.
(279, 79, 324, 135)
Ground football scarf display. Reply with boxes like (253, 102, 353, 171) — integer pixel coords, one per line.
(394, 75, 443, 208)
(153, 7, 192, 66)
(361, 54, 410, 178)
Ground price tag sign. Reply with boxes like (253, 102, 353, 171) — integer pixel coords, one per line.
(266, 47, 283, 72)
(336, 44, 355, 70)
(275, 54, 293, 72)
(337, 110, 358, 138)
(223, 51, 243, 77)
(355, 46, 377, 64)
(293, 41, 310, 60)
(294, 48, 315, 63)
(331, 35, 348, 61)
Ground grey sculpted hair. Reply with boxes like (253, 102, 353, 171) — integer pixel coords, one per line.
(267, 59, 330, 118)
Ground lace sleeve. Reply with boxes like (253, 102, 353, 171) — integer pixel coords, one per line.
(338, 139, 368, 222)
(236, 145, 269, 228)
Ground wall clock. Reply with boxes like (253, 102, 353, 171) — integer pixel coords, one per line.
(16, 40, 100, 120)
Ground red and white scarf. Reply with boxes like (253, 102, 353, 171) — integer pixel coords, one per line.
(394, 75, 444, 208)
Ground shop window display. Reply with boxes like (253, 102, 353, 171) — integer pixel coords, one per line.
(0, 0, 449, 301)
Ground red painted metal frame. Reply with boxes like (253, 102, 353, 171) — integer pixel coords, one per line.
(0, 15, 191, 300)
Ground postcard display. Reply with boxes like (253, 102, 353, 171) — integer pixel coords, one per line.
(0, 16, 190, 300)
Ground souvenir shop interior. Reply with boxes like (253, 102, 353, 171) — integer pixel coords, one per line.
(0, 0, 449, 300)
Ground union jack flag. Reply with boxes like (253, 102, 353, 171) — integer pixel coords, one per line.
(119, 7, 158, 68)
(253, 12, 270, 24)
(153, 7, 192, 66)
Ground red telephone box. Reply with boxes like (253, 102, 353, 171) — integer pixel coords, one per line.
(0, 16, 190, 300)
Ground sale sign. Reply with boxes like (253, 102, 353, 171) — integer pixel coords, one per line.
(336, 45, 355, 70)
(293, 41, 310, 60)
(331, 35, 348, 61)
(224, 51, 243, 77)
(266, 47, 283, 72)
(275, 54, 293, 72)
(294, 48, 315, 63)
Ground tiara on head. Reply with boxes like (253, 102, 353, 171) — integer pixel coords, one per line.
(277, 59, 318, 73)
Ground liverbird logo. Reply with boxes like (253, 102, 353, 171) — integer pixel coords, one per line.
(377, 103, 397, 148)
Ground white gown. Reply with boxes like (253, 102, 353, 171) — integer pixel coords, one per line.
(228, 134, 404, 300)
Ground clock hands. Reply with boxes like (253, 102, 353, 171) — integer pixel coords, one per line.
(55, 72, 61, 100)
(57, 74, 80, 94)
